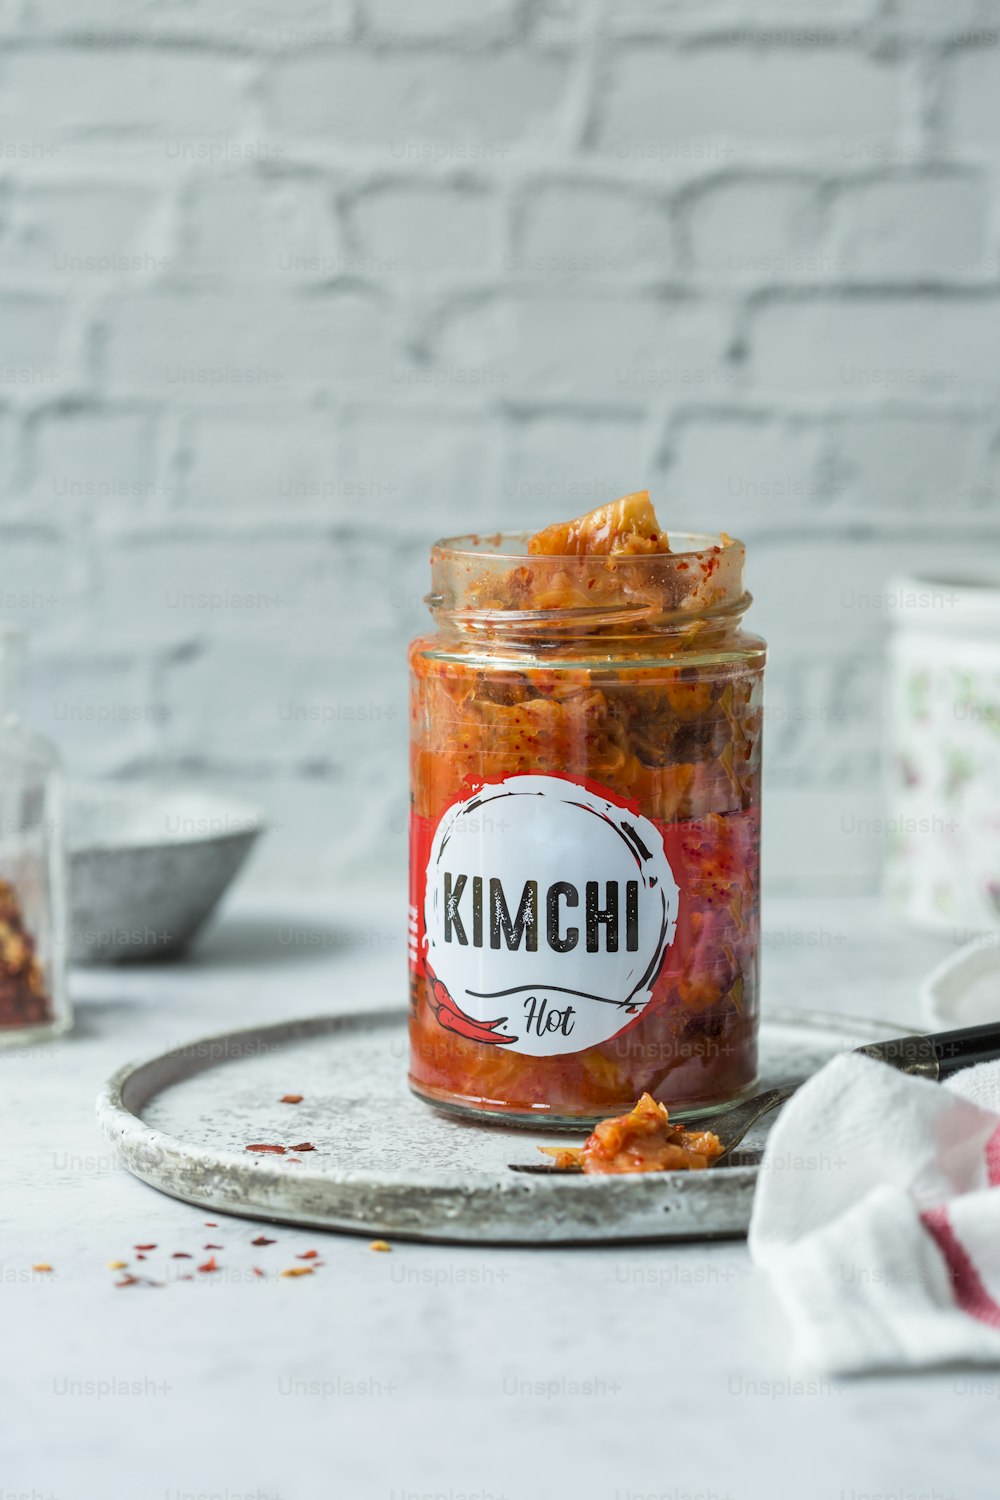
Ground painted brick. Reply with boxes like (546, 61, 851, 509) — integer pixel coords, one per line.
(28, 408, 164, 511)
(891, 0, 997, 41)
(0, 182, 164, 283)
(31, 1, 352, 47)
(362, 0, 522, 42)
(266, 51, 570, 151)
(0, 294, 73, 396)
(832, 174, 989, 280)
(597, 48, 902, 157)
(830, 412, 996, 511)
(747, 531, 1000, 658)
(434, 293, 735, 403)
(749, 295, 1000, 397)
(104, 291, 395, 400)
(159, 636, 401, 766)
(0, 48, 247, 142)
(181, 412, 343, 511)
(944, 49, 1000, 155)
(0, 529, 80, 641)
(501, 413, 650, 531)
(606, 0, 874, 33)
(661, 414, 831, 529)
(347, 182, 499, 278)
(27, 648, 160, 775)
(337, 410, 500, 531)
(181, 175, 340, 285)
(684, 176, 824, 282)
(0, 17, 994, 895)
(513, 180, 673, 279)
(91, 532, 345, 647)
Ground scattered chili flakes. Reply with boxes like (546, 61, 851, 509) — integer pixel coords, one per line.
(32, 1263, 53, 1273)
(203, 1243, 223, 1250)
(204, 1222, 217, 1227)
(107, 1259, 127, 1271)
(197, 1256, 220, 1273)
(134, 1243, 157, 1251)
(290, 1142, 315, 1152)
(369, 1241, 392, 1253)
(279, 1266, 314, 1278)
(136, 1254, 147, 1262)
(280, 1094, 303, 1104)
(251, 1235, 275, 1247)
(296, 1250, 319, 1260)
(246, 1143, 286, 1155)
(171, 1252, 192, 1259)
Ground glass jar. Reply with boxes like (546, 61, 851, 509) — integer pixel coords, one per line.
(408, 533, 765, 1125)
(885, 574, 1000, 936)
(0, 629, 70, 1046)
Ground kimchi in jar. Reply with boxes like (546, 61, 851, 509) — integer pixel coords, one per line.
(408, 493, 765, 1125)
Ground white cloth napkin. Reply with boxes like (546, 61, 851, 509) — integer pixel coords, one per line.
(748, 1052, 1000, 1374)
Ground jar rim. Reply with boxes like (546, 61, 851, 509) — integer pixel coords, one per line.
(431, 529, 742, 563)
(427, 530, 749, 636)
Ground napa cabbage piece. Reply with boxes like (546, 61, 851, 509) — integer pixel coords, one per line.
(528, 490, 670, 557)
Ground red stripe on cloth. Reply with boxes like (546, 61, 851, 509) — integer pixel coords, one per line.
(986, 1124, 1000, 1188)
(921, 1205, 1000, 1332)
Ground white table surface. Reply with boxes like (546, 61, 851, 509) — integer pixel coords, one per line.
(4, 888, 997, 1500)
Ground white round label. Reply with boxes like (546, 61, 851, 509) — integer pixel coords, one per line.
(422, 774, 679, 1057)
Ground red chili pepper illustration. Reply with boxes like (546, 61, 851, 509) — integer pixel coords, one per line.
(424, 960, 518, 1046)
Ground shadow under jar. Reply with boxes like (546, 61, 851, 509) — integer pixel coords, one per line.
(408, 533, 766, 1126)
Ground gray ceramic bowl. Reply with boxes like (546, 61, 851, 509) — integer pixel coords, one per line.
(68, 786, 265, 964)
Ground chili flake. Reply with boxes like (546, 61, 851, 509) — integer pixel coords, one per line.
(198, 1256, 220, 1273)
(32, 1263, 53, 1272)
(280, 1094, 303, 1104)
(369, 1241, 392, 1253)
(279, 1266, 314, 1278)
(290, 1142, 315, 1152)
(251, 1235, 275, 1247)
(296, 1250, 319, 1260)
(107, 1260, 127, 1271)
(246, 1144, 286, 1154)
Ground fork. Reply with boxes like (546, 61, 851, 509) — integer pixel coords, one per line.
(508, 1020, 1000, 1173)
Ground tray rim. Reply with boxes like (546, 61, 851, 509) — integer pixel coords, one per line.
(96, 1006, 901, 1245)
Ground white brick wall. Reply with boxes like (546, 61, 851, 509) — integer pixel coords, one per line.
(0, 1, 998, 896)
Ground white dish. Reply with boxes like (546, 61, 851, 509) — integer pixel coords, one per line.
(68, 785, 264, 964)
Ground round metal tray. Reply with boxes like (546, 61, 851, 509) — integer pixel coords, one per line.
(97, 1007, 891, 1245)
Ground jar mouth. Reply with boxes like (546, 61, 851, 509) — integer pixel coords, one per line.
(428, 530, 749, 636)
(431, 530, 742, 563)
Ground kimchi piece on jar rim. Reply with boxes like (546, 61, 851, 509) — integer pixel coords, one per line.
(408, 492, 765, 1127)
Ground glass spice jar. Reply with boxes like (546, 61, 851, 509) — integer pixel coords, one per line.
(407, 529, 765, 1124)
(0, 629, 70, 1046)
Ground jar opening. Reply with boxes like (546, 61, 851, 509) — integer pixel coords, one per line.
(427, 530, 749, 637)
